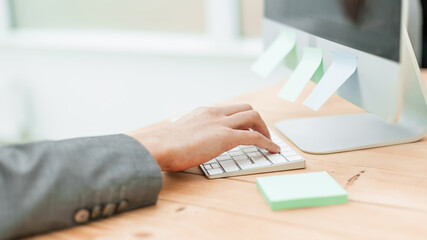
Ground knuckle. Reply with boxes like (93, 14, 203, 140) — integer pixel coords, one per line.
(249, 110, 261, 119)
(206, 107, 220, 115)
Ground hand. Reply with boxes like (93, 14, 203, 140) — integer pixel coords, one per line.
(127, 104, 280, 171)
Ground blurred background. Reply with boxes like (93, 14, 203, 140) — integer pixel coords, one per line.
(0, 0, 287, 143)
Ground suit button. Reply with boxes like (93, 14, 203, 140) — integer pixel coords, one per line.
(117, 200, 129, 212)
(102, 203, 116, 217)
(74, 209, 90, 224)
(91, 205, 102, 219)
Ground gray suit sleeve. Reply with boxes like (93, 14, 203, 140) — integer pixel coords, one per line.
(0, 134, 162, 240)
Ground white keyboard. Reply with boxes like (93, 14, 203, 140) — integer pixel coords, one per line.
(200, 131, 305, 179)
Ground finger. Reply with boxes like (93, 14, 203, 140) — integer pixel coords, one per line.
(224, 110, 271, 139)
(220, 103, 253, 116)
(231, 130, 280, 153)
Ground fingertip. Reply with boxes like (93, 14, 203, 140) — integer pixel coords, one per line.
(270, 142, 281, 153)
(236, 130, 279, 153)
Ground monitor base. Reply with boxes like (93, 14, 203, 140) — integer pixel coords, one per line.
(275, 113, 427, 154)
(275, 24, 427, 154)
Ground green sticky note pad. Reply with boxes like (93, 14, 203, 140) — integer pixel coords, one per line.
(256, 171, 347, 210)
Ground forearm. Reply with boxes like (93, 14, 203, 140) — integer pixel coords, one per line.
(0, 134, 162, 239)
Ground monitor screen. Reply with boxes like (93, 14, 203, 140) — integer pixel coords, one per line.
(265, 0, 402, 62)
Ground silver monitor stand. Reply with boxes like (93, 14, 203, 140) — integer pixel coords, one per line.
(275, 28, 427, 154)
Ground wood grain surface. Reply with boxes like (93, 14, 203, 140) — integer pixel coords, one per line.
(28, 72, 427, 240)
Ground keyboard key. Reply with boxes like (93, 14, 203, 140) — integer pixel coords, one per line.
(240, 145, 253, 149)
(233, 155, 249, 161)
(235, 159, 254, 170)
(242, 160, 270, 170)
(286, 155, 304, 162)
(229, 147, 240, 152)
(204, 164, 212, 170)
(267, 154, 288, 164)
(229, 150, 245, 157)
(282, 151, 298, 157)
(204, 159, 217, 164)
(219, 160, 240, 173)
(243, 147, 258, 153)
(252, 155, 267, 162)
(259, 149, 269, 154)
(216, 155, 232, 161)
(240, 163, 259, 170)
(252, 160, 271, 168)
(211, 163, 220, 168)
(207, 168, 223, 175)
(219, 159, 235, 165)
(247, 152, 263, 158)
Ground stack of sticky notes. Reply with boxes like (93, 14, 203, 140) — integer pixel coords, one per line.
(256, 171, 347, 210)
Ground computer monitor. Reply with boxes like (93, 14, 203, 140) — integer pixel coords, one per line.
(264, 0, 427, 153)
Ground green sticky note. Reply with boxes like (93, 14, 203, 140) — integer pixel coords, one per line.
(285, 45, 298, 70)
(278, 47, 324, 102)
(310, 58, 324, 84)
(256, 171, 347, 210)
(251, 28, 296, 78)
(302, 51, 357, 111)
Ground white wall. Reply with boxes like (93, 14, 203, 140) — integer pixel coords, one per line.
(0, 0, 271, 142)
(0, 48, 284, 141)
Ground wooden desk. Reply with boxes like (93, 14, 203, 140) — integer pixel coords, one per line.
(32, 73, 427, 240)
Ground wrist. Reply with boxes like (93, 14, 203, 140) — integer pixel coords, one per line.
(126, 131, 173, 171)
